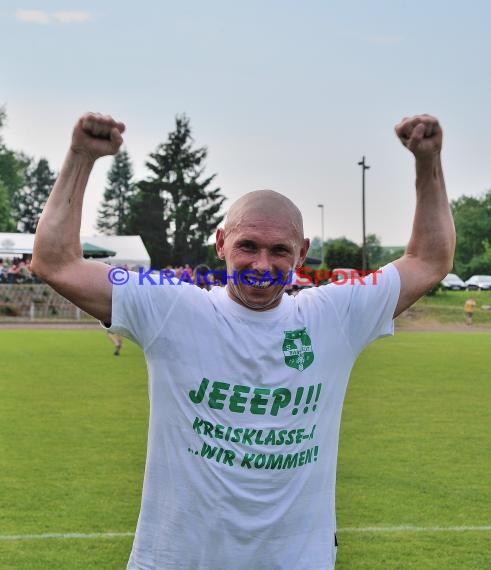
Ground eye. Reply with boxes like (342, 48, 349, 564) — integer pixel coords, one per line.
(238, 241, 256, 252)
(272, 246, 290, 255)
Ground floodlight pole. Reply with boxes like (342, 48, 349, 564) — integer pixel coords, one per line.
(317, 203, 325, 265)
(358, 156, 370, 272)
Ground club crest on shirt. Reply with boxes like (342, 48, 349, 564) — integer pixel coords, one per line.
(282, 328, 314, 371)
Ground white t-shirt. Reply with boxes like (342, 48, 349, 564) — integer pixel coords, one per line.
(107, 264, 400, 570)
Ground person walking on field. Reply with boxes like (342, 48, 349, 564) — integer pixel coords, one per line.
(464, 297, 477, 325)
(31, 112, 455, 570)
(107, 331, 123, 355)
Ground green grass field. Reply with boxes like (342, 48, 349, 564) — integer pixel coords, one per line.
(1, 330, 490, 569)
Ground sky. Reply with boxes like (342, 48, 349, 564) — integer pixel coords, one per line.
(1, 0, 491, 248)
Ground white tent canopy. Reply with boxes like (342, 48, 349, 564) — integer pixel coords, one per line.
(81, 235, 150, 269)
(0, 233, 151, 270)
(0, 233, 36, 255)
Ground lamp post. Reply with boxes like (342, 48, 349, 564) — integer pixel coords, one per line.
(357, 156, 370, 272)
(317, 203, 325, 265)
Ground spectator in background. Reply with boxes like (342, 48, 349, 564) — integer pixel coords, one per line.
(193, 264, 212, 290)
(0, 259, 7, 283)
(16, 260, 29, 283)
(2, 258, 35, 284)
(160, 266, 174, 277)
(7, 260, 20, 283)
(464, 297, 477, 325)
(107, 332, 123, 356)
(214, 265, 227, 286)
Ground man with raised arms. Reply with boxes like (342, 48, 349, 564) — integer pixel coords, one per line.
(32, 113, 455, 569)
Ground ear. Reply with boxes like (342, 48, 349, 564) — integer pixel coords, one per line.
(215, 228, 225, 260)
(296, 238, 310, 268)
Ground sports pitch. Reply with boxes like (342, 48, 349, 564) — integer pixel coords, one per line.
(0, 330, 489, 569)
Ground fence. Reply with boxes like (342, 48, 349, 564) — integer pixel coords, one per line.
(0, 284, 93, 321)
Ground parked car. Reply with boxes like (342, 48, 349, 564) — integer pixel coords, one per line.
(440, 273, 466, 290)
(286, 271, 315, 295)
(465, 275, 491, 291)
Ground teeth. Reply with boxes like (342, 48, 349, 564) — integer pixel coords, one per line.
(244, 275, 273, 288)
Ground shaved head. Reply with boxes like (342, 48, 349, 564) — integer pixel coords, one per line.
(224, 190, 304, 244)
(215, 189, 310, 310)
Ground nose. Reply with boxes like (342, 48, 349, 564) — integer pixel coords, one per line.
(251, 249, 271, 274)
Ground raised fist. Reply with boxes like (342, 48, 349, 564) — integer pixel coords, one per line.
(71, 113, 125, 161)
(395, 114, 442, 160)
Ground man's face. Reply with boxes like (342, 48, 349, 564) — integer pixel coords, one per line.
(216, 215, 309, 311)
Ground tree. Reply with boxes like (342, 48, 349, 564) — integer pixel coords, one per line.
(464, 239, 491, 276)
(324, 237, 362, 270)
(377, 245, 405, 267)
(0, 105, 5, 146)
(0, 109, 12, 230)
(13, 158, 56, 233)
(96, 148, 137, 235)
(365, 233, 384, 268)
(129, 115, 225, 268)
(127, 184, 169, 267)
(451, 191, 491, 279)
(0, 180, 15, 231)
(0, 149, 29, 207)
(0, 105, 30, 226)
(307, 236, 322, 260)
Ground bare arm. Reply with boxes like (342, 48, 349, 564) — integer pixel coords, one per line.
(31, 113, 125, 323)
(392, 114, 456, 317)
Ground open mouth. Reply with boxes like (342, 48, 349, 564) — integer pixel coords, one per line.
(242, 274, 275, 289)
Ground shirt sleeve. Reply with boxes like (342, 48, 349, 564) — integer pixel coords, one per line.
(102, 270, 184, 350)
(347, 263, 400, 354)
(320, 263, 401, 357)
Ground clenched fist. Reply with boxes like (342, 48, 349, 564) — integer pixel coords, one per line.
(71, 112, 125, 161)
(395, 114, 442, 161)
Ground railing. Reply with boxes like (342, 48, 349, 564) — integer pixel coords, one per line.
(0, 284, 93, 321)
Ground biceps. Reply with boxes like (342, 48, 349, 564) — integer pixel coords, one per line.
(392, 256, 439, 317)
(40, 259, 113, 322)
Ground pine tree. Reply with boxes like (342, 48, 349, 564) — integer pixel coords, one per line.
(96, 148, 136, 235)
(13, 157, 55, 233)
(129, 115, 225, 268)
(0, 105, 5, 146)
(127, 184, 170, 268)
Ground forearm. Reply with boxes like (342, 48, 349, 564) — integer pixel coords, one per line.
(404, 155, 455, 277)
(32, 150, 95, 276)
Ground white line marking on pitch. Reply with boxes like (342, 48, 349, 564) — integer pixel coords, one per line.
(1, 527, 490, 541)
(0, 532, 134, 541)
(339, 526, 491, 533)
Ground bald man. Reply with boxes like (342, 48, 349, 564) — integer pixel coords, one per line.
(32, 113, 455, 570)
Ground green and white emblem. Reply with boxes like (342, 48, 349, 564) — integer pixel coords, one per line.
(282, 328, 314, 371)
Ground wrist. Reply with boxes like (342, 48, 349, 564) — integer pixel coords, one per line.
(67, 147, 98, 166)
(415, 153, 441, 176)
(415, 154, 444, 191)
(415, 151, 440, 167)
